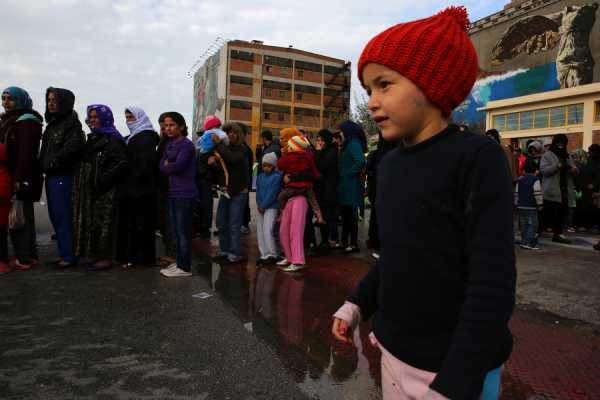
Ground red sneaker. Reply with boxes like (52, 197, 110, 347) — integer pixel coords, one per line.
(14, 260, 32, 270)
(0, 262, 10, 274)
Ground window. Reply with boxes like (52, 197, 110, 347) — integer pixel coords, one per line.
(596, 101, 600, 122)
(230, 100, 252, 110)
(278, 113, 285, 122)
(264, 112, 271, 120)
(279, 90, 286, 99)
(296, 115, 302, 123)
(567, 103, 584, 125)
(550, 106, 565, 127)
(266, 88, 272, 97)
(230, 75, 253, 85)
(520, 111, 533, 130)
(493, 115, 506, 130)
(281, 67, 288, 76)
(534, 109, 549, 128)
(298, 69, 304, 78)
(296, 93, 303, 101)
(265, 65, 273, 73)
(506, 113, 518, 131)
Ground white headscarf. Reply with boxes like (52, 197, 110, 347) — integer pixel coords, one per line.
(125, 106, 154, 144)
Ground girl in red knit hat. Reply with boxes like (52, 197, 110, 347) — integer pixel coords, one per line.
(332, 6, 516, 400)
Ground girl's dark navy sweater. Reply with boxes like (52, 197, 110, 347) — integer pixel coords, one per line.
(350, 124, 516, 399)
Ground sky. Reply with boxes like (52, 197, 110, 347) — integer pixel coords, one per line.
(1, 0, 502, 135)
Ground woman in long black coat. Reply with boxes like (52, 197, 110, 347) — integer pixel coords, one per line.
(116, 107, 160, 268)
(314, 129, 340, 248)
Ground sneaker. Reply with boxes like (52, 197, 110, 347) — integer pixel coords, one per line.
(264, 256, 279, 266)
(372, 252, 380, 260)
(14, 260, 32, 270)
(226, 255, 243, 264)
(567, 227, 576, 233)
(345, 245, 360, 253)
(520, 244, 540, 250)
(0, 262, 10, 274)
(160, 263, 178, 274)
(276, 258, 290, 266)
(552, 235, 572, 244)
(282, 264, 305, 272)
(162, 267, 192, 277)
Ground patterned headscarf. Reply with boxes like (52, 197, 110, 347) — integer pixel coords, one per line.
(125, 106, 154, 144)
(3, 87, 33, 110)
(87, 104, 124, 142)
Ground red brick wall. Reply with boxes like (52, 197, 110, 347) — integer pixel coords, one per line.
(230, 108, 252, 121)
(296, 92, 321, 106)
(263, 88, 291, 102)
(230, 83, 252, 97)
(230, 59, 253, 73)
(296, 115, 320, 128)
(263, 65, 292, 79)
(263, 112, 291, 124)
(296, 69, 322, 84)
(593, 130, 600, 145)
(565, 132, 583, 151)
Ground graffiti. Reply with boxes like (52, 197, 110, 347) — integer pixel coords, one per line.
(491, 2, 598, 88)
(193, 50, 225, 133)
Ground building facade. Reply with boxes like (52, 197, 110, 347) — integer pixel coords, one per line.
(452, 0, 600, 149)
(193, 40, 350, 149)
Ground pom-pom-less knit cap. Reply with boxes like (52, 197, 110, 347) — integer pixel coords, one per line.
(357, 6, 479, 117)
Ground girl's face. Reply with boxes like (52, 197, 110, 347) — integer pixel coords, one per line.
(228, 131, 239, 145)
(125, 111, 136, 123)
(163, 117, 183, 139)
(47, 91, 59, 114)
(316, 136, 326, 149)
(88, 110, 102, 129)
(362, 63, 438, 143)
(262, 163, 274, 174)
(1, 93, 16, 112)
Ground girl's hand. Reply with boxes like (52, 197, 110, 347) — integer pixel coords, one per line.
(207, 156, 216, 166)
(211, 134, 221, 143)
(283, 174, 290, 185)
(332, 318, 354, 345)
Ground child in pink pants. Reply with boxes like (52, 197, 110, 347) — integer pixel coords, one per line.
(277, 195, 308, 272)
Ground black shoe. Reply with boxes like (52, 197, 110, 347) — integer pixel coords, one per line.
(212, 254, 229, 262)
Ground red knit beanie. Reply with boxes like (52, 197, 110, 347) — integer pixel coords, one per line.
(358, 6, 479, 117)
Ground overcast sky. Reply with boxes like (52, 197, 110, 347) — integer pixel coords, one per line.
(1, 0, 501, 135)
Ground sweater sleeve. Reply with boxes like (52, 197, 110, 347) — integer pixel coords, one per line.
(430, 142, 516, 399)
(13, 121, 42, 184)
(348, 261, 380, 321)
(166, 141, 194, 175)
(534, 180, 543, 206)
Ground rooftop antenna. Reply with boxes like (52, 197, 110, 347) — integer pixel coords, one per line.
(187, 36, 228, 78)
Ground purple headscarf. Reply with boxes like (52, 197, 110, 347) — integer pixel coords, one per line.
(87, 104, 124, 142)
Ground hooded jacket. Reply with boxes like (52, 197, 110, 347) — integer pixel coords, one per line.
(540, 135, 576, 206)
(40, 88, 86, 176)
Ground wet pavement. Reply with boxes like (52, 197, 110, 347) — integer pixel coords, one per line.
(1, 200, 599, 399)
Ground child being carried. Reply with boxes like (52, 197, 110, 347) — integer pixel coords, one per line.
(276, 136, 325, 224)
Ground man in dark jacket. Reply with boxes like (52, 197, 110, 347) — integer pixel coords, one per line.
(212, 122, 249, 263)
(40, 87, 85, 268)
(1, 87, 44, 269)
(257, 130, 282, 172)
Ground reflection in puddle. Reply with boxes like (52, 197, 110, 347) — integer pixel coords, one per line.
(195, 257, 382, 399)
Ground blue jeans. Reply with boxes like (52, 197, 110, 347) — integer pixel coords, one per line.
(46, 175, 74, 262)
(519, 209, 539, 246)
(168, 198, 194, 271)
(216, 192, 248, 257)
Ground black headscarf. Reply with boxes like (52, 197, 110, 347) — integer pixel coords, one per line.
(550, 134, 569, 160)
(338, 120, 368, 152)
(45, 87, 75, 122)
(317, 129, 333, 148)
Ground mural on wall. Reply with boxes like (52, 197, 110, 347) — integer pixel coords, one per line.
(492, 2, 598, 88)
(453, 2, 599, 130)
(452, 63, 560, 131)
(193, 50, 225, 133)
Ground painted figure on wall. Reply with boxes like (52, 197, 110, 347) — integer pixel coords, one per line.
(491, 2, 598, 88)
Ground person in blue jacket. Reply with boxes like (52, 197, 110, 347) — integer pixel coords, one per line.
(255, 152, 282, 265)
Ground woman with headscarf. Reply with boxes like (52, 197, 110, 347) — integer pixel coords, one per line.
(0, 87, 44, 271)
(156, 113, 177, 266)
(73, 105, 128, 271)
(40, 87, 86, 268)
(540, 134, 577, 244)
(116, 107, 160, 268)
(337, 120, 367, 253)
(314, 129, 340, 249)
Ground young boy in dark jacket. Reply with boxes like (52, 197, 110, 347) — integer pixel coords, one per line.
(331, 7, 516, 400)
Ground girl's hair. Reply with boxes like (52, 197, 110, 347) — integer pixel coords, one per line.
(222, 122, 246, 139)
(162, 111, 188, 136)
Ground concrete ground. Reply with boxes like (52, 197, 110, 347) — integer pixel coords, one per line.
(0, 197, 598, 399)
